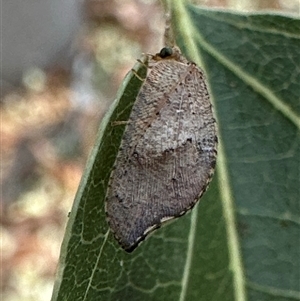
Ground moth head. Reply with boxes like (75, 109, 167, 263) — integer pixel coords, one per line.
(159, 47, 173, 58)
(154, 46, 182, 61)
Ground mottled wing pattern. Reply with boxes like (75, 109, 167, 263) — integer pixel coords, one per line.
(105, 47, 217, 252)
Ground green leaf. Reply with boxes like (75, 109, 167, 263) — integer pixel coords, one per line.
(51, 2, 300, 301)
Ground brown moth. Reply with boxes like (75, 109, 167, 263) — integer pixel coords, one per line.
(105, 45, 217, 252)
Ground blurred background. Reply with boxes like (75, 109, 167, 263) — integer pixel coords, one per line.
(1, 0, 299, 300)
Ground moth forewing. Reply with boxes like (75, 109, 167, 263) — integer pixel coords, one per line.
(105, 46, 217, 252)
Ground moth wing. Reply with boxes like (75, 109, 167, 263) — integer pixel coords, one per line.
(106, 60, 217, 252)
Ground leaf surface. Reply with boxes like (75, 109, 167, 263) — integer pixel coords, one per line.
(51, 3, 300, 301)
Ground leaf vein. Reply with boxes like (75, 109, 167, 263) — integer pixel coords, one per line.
(248, 280, 300, 299)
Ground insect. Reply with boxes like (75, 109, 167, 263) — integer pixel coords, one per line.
(105, 39, 217, 252)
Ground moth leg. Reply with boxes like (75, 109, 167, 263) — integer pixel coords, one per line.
(131, 68, 146, 82)
(111, 121, 131, 126)
(136, 58, 148, 67)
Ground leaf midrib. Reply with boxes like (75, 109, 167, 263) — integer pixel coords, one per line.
(179, 208, 199, 301)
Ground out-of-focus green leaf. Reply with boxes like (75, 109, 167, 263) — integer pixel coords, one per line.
(51, 2, 300, 301)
